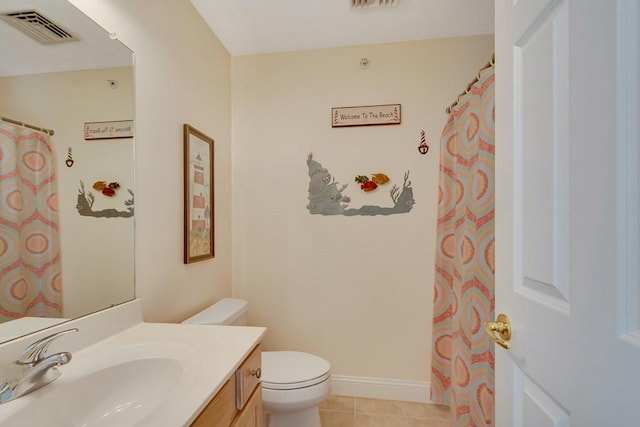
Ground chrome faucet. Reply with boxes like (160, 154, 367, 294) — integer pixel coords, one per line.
(0, 328, 78, 404)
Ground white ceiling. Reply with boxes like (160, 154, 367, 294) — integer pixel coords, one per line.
(0, 0, 132, 77)
(0, 1, 494, 76)
(190, 0, 495, 56)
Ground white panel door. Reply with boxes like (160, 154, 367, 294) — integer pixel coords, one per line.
(494, 0, 640, 426)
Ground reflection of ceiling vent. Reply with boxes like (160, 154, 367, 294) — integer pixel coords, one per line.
(351, 0, 398, 8)
(0, 10, 78, 44)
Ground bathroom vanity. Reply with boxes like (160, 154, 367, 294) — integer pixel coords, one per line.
(0, 300, 266, 426)
(191, 344, 262, 426)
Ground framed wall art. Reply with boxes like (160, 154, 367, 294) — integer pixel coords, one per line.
(183, 124, 214, 263)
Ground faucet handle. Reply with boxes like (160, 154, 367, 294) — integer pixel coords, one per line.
(17, 328, 78, 364)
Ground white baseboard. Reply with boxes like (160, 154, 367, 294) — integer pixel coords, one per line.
(330, 375, 431, 403)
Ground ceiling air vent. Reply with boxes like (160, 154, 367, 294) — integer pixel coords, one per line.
(0, 10, 77, 44)
(351, 0, 398, 8)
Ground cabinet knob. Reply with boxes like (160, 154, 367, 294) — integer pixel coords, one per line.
(251, 368, 261, 379)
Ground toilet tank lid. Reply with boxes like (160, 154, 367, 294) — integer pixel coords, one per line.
(181, 298, 248, 325)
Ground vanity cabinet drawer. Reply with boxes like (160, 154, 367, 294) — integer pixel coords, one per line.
(235, 344, 262, 410)
(232, 385, 262, 427)
(191, 379, 236, 427)
(190, 343, 262, 427)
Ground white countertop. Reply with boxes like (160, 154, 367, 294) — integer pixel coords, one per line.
(0, 317, 70, 342)
(89, 322, 266, 426)
(0, 300, 266, 427)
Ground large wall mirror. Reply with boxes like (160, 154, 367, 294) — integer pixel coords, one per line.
(0, 0, 135, 342)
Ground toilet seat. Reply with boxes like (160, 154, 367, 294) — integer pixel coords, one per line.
(261, 351, 330, 390)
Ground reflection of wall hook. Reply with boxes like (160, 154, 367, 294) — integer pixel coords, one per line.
(360, 57, 369, 69)
(65, 147, 74, 167)
(418, 130, 429, 155)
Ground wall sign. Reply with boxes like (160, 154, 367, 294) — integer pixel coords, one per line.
(331, 104, 401, 127)
(84, 120, 134, 140)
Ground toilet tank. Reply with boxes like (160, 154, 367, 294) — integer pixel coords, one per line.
(181, 298, 248, 326)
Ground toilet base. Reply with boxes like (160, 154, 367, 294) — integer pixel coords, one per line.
(264, 407, 321, 427)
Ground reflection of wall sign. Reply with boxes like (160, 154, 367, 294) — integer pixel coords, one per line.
(331, 104, 401, 127)
(84, 120, 133, 140)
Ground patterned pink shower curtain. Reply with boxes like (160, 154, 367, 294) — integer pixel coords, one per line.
(0, 122, 63, 320)
(431, 65, 495, 426)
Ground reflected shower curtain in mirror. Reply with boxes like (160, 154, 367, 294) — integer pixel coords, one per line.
(431, 65, 495, 426)
(0, 122, 63, 321)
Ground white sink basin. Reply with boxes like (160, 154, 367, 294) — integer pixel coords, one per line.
(0, 313, 265, 427)
(1, 341, 200, 427)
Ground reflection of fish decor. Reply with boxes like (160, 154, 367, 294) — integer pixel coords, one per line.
(92, 181, 120, 197)
(76, 181, 134, 218)
(307, 154, 414, 216)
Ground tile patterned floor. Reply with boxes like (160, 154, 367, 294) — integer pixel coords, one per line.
(319, 395, 452, 427)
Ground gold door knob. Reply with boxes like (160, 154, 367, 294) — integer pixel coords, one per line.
(485, 313, 511, 349)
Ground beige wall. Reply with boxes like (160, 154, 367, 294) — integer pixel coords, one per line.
(70, 0, 494, 385)
(0, 67, 135, 318)
(231, 36, 494, 381)
(69, 0, 233, 322)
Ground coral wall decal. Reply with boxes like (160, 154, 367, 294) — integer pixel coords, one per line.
(306, 153, 414, 216)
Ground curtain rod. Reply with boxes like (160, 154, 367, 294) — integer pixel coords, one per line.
(1, 116, 55, 136)
(446, 53, 495, 114)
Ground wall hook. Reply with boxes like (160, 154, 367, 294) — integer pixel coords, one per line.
(360, 57, 369, 69)
(418, 130, 429, 155)
(65, 147, 74, 167)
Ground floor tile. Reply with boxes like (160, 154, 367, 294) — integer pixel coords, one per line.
(319, 396, 452, 427)
(399, 401, 451, 419)
(355, 413, 408, 427)
(320, 410, 356, 427)
(356, 397, 405, 416)
(406, 418, 452, 427)
(321, 395, 356, 412)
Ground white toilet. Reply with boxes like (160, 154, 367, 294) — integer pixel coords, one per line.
(182, 298, 331, 427)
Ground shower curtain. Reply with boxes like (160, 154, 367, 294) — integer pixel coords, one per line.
(0, 122, 63, 321)
(430, 64, 495, 426)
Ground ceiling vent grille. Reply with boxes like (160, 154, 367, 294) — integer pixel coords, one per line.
(351, 0, 398, 8)
(0, 10, 77, 44)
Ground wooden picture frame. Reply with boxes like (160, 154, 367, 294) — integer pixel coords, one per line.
(183, 124, 214, 263)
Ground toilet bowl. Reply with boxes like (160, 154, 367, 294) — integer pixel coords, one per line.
(181, 298, 331, 427)
(261, 351, 331, 427)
